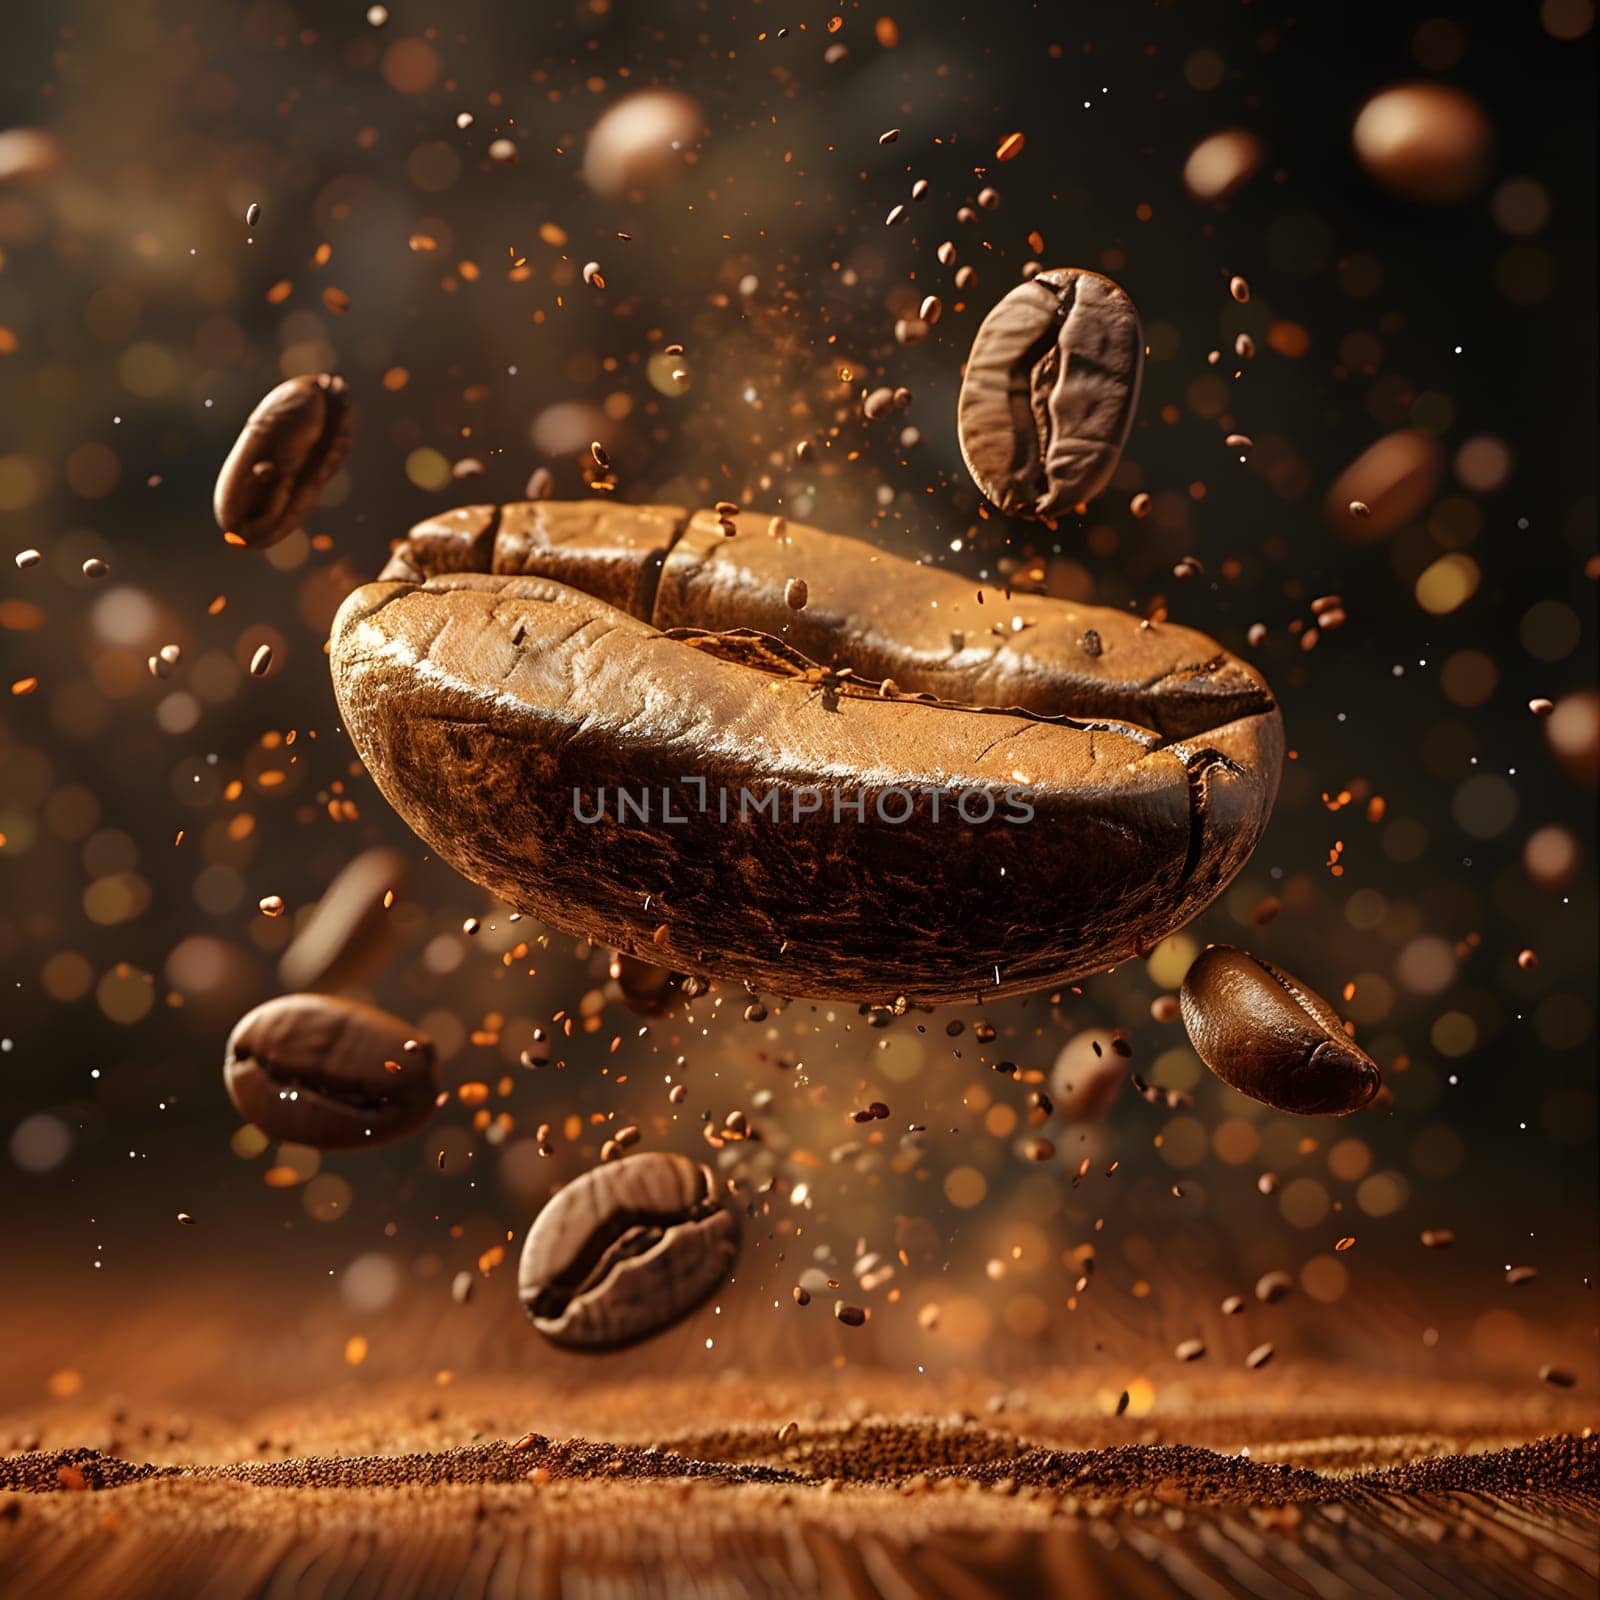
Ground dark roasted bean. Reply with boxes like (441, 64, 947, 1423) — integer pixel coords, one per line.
(223, 994, 438, 1149)
(1181, 946, 1381, 1115)
(610, 953, 688, 1016)
(517, 1152, 738, 1350)
(331, 502, 1280, 1006)
(213, 373, 353, 548)
(956, 269, 1142, 517)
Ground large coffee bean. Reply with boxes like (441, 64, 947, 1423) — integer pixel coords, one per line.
(518, 1152, 738, 1349)
(214, 373, 353, 548)
(1180, 946, 1381, 1116)
(277, 847, 409, 992)
(331, 501, 1281, 1005)
(956, 268, 1143, 519)
(223, 994, 438, 1148)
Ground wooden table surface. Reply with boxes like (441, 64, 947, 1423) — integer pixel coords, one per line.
(4, 1361, 1596, 1599)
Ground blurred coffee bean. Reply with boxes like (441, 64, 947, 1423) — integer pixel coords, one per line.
(1183, 129, 1264, 201)
(1049, 1031, 1128, 1122)
(1353, 83, 1492, 205)
(278, 847, 410, 992)
(1255, 1269, 1294, 1304)
(518, 1152, 738, 1350)
(957, 267, 1143, 518)
(213, 373, 353, 548)
(1546, 690, 1600, 785)
(223, 994, 437, 1149)
(1325, 429, 1442, 541)
(0, 127, 63, 183)
(1181, 946, 1381, 1116)
(609, 952, 688, 1016)
(581, 90, 702, 198)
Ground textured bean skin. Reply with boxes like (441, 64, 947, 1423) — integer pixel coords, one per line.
(518, 1154, 738, 1350)
(382, 501, 1273, 738)
(1180, 946, 1381, 1116)
(331, 501, 1282, 1006)
(214, 373, 353, 548)
(956, 268, 1143, 519)
(224, 994, 438, 1149)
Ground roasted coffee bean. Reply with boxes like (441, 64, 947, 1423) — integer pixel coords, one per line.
(517, 1152, 738, 1350)
(956, 268, 1142, 518)
(1180, 946, 1381, 1115)
(609, 952, 687, 1015)
(332, 500, 1281, 1005)
(277, 846, 409, 992)
(213, 373, 353, 548)
(223, 994, 438, 1149)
